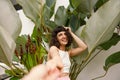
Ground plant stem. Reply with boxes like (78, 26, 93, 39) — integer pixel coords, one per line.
(0, 62, 22, 77)
(9, 66, 20, 77)
(12, 63, 27, 74)
(80, 49, 103, 72)
(85, 49, 103, 68)
(70, 49, 103, 80)
(92, 71, 108, 80)
(70, 60, 78, 80)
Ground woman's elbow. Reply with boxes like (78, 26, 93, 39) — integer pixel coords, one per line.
(82, 45, 88, 51)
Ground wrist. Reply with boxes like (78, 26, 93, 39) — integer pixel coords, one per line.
(69, 31, 73, 35)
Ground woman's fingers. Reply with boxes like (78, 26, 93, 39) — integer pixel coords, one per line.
(64, 27, 72, 33)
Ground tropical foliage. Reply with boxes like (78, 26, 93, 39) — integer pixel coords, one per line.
(0, 0, 120, 80)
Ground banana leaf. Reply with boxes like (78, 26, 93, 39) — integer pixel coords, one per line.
(44, 0, 56, 19)
(80, 0, 120, 54)
(42, 0, 56, 30)
(67, 0, 99, 32)
(92, 51, 120, 80)
(17, 0, 57, 32)
(16, 0, 43, 23)
(95, 0, 109, 10)
(69, 0, 99, 14)
(54, 6, 68, 26)
(0, 0, 21, 40)
(99, 33, 120, 50)
(73, 0, 120, 64)
(70, 0, 120, 79)
(104, 51, 120, 71)
(0, 26, 16, 66)
(0, 0, 22, 66)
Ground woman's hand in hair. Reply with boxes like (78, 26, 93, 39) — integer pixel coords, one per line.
(64, 27, 72, 33)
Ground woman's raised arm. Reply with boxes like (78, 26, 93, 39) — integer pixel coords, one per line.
(65, 27, 87, 56)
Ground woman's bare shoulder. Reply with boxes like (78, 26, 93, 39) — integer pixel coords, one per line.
(49, 46, 58, 51)
(48, 46, 58, 60)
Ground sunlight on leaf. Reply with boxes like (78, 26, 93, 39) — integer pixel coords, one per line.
(17, 0, 45, 23)
(0, 0, 22, 40)
(0, 26, 16, 66)
(80, 0, 120, 53)
(0, 0, 22, 66)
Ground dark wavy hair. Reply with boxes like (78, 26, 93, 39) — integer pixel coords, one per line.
(49, 26, 73, 48)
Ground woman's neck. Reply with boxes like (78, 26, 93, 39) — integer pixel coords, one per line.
(59, 46, 66, 51)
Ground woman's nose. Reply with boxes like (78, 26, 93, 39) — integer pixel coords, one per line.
(63, 34, 67, 38)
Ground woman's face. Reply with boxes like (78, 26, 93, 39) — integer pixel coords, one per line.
(57, 31, 68, 46)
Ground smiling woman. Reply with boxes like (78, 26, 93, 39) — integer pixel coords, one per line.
(48, 26, 87, 80)
(0, 0, 120, 80)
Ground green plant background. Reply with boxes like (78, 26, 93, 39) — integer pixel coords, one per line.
(0, 0, 120, 80)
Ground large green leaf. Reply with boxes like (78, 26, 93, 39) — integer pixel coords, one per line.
(73, 0, 120, 65)
(43, 5, 55, 22)
(0, 0, 21, 66)
(69, 15, 80, 32)
(17, 0, 43, 23)
(69, 13, 86, 32)
(80, 0, 120, 54)
(45, 0, 56, 18)
(104, 51, 120, 71)
(95, 0, 109, 11)
(42, 0, 56, 21)
(0, 26, 16, 66)
(99, 33, 120, 50)
(0, 0, 22, 40)
(54, 6, 68, 26)
(69, 0, 99, 14)
(69, 0, 120, 79)
(42, 0, 56, 29)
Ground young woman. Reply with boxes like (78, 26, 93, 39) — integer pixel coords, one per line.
(48, 26, 87, 80)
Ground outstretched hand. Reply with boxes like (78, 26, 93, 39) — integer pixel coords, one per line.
(22, 60, 61, 80)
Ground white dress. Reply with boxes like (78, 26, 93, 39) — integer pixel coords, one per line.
(58, 50, 71, 73)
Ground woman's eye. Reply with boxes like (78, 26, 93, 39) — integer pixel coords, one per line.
(57, 32, 66, 37)
(59, 34, 62, 36)
(58, 33, 62, 36)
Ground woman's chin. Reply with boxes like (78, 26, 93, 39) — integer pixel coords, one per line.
(61, 43, 68, 46)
